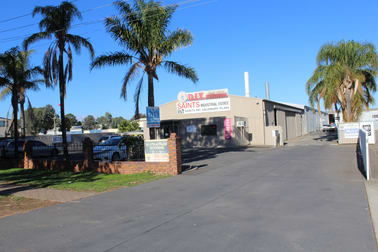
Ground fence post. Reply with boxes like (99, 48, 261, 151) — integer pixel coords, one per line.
(82, 138, 93, 172)
(23, 141, 33, 169)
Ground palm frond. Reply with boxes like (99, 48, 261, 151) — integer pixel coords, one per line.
(134, 74, 144, 118)
(0, 86, 11, 100)
(23, 32, 51, 50)
(121, 62, 141, 99)
(163, 61, 198, 83)
(91, 52, 133, 69)
(65, 34, 94, 59)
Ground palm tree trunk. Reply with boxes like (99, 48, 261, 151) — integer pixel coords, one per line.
(147, 73, 154, 107)
(20, 101, 26, 137)
(58, 44, 69, 160)
(147, 73, 156, 139)
(11, 89, 19, 159)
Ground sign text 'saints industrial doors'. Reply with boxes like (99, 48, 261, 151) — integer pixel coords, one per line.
(176, 89, 231, 114)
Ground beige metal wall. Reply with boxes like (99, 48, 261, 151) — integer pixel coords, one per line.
(159, 95, 266, 145)
(263, 102, 304, 141)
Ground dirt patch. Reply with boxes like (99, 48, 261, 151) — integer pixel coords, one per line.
(0, 196, 56, 219)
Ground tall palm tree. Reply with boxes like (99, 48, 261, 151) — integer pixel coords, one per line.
(91, 0, 198, 118)
(24, 1, 94, 159)
(307, 40, 377, 122)
(0, 50, 43, 137)
(0, 47, 43, 157)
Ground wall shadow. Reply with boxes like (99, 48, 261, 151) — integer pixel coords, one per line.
(355, 143, 367, 179)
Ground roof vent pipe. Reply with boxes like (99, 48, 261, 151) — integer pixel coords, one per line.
(244, 72, 250, 97)
(265, 81, 270, 100)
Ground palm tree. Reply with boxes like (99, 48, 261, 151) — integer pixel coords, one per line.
(91, 0, 198, 118)
(0, 47, 43, 157)
(307, 40, 377, 122)
(24, 1, 94, 159)
(0, 50, 43, 137)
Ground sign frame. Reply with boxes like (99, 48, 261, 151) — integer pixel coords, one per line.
(144, 139, 169, 162)
(146, 107, 160, 128)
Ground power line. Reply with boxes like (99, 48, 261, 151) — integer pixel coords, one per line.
(0, 0, 80, 24)
(0, 0, 212, 44)
(0, 0, 113, 35)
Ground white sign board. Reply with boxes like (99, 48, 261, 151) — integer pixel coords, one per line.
(176, 89, 231, 114)
(340, 123, 360, 138)
(52, 134, 72, 143)
(144, 140, 169, 162)
(360, 121, 376, 144)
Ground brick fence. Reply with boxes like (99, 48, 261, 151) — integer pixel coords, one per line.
(22, 133, 182, 176)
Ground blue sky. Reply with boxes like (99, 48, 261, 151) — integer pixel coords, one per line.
(0, 0, 377, 120)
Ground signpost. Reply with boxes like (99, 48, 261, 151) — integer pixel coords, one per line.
(144, 139, 169, 162)
(146, 107, 160, 128)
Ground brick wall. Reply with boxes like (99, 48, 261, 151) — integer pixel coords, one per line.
(0, 159, 24, 170)
(23, 133, 182, 176)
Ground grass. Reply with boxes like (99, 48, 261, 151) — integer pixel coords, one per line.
(0, 168, 170, 192)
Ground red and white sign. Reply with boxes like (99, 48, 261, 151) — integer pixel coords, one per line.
(224, 118, 232, 140)
(176, 89, 231, 114)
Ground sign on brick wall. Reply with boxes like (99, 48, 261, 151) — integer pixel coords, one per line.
(144, 139, 169, 162)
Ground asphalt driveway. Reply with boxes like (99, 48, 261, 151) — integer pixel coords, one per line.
(0, 143, 375, 251)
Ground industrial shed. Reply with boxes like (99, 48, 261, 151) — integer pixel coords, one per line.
(144, 89, 324, 147)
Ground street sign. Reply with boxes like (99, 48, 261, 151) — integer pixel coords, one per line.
(146, 107, 160, 128)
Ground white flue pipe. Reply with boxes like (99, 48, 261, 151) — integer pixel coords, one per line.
(265, 81, 270, 100)
(244, 72, 250, 97)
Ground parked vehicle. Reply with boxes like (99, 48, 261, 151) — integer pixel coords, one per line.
(93, 136, 127, 162)
(98, 135, 119, 144)
(0, 139, 12, 158)
(1, 140, 58, 158)
(321, 123, 337, 132)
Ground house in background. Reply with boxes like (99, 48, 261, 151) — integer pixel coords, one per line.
(0, 117, 11, 138)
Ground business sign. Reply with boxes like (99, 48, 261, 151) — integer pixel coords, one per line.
(176, 89, 231, 114)
(360, 121, 376, 144)
(224, 118, 232, 140)
(339, 123, 360, 139)
(52, 134, 72, 143)
(144, 140, 169, 162)
(146, 107, 160, 128)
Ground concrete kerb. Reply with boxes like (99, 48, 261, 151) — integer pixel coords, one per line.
(365, 180, 378, 250)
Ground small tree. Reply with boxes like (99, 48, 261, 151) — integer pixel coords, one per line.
(82, 115, 97, 130)
(118, 120, 140, 132)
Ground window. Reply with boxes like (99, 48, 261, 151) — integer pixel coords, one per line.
(201, 125, 217, 136)
(0, 121, 5, 127)
(372, 114, 378, 119)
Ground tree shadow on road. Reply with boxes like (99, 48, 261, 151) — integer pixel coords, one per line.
(313, 131, 338, 142)
(0, 169, 100, 196)
(181, 147, 255, 173)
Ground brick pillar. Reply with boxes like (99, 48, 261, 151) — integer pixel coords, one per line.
(81, 137, 93, 172)
(168, 133, 182, 175)
(23, 141, 33, 169)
